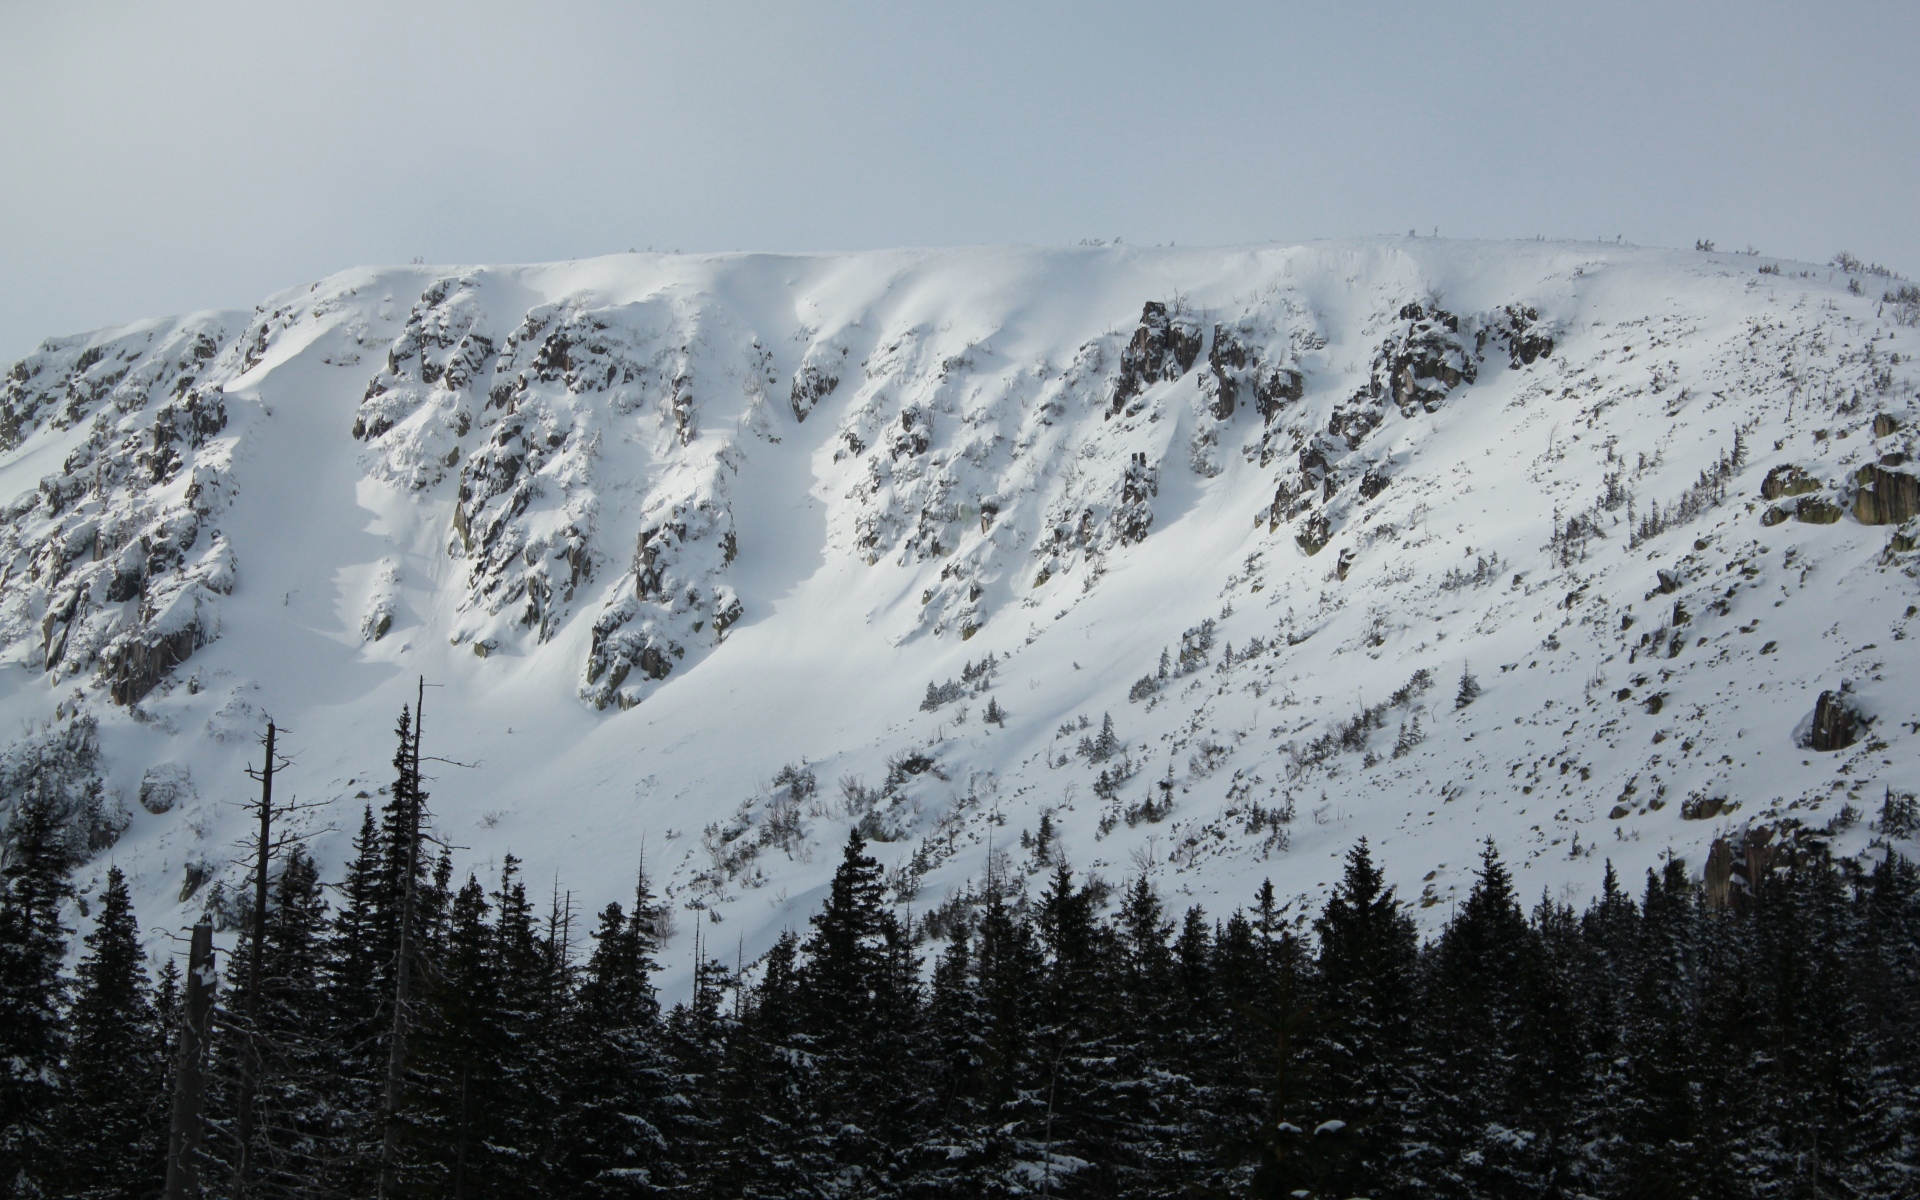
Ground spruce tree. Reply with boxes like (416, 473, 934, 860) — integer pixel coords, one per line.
(1240, 897, 1333, 1200)
(1310, 839, 1417, 1194)
(1084, 876, 1187, 1193)
(1420, 839, 1531, 1197)
(1508, 891, 1590, 1193)
(61, 865, 165, 1199)
(1568, 860, 1638, 1192)
(0, 788, 73, 1198)
(324, 804, 390, 1194)
(667, 948, 751, 1197)
(1033, 861, 1102, 1193)
(404, 871, 493, 1198)
(798, 830, 919, 1193)
(907, 881, 1050, 1197)
(918, 921, 988, 1192)
(555, 878, 672, 1197)
(241, 847, 340, 1199)
(1615, 860, 1708, 1198)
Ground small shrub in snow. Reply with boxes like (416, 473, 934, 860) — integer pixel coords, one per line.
(1881, 788, 1919, 840)
(1439, 552, 1503, 591)
(1176, 620, 1217, 674)
(919, 679, 965, 711)
(1456, 666, 1482, 710)
(1077, 713, 1123, 763)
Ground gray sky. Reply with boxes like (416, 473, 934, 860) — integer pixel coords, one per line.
(3, 1, 1915, 361)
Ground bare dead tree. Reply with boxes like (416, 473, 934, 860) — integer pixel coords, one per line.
(163, 920, 217, 1200)
(226, 719, 325, 1199)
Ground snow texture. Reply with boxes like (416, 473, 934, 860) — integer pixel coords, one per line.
(2, 240, 1917, 993)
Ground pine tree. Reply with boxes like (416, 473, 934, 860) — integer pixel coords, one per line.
(1737, 852, 1885, 1194)
(1615, 860, 1707, 1198)
(1240, 895, 1332, 1200)
(1033, 861, 1103, 1192)
(1567, 862, 1639, 1195)
(1454, 664, 1481, 709)
(324, 804, 390, 1194)
(1508, 890, 1591, 1193)
(371, 696, 440, 1198)
(0, 787, 73, 1198)
(487, 857, 565, 1197)
(668, 947, 753, 1198)
(554, 874, 673, 1197)
(1050, 874, 1179, 1196)
(402, 855, 565, 1199)
(60, 866, 165, 1199)
(1310, 839, 1418, 1195)
(241, 847, 340, 1199)
(972, 879, 1045, 1193)
(404, 870, 493, 1197)
(1420, 839, 1531, 1196)
(798, 830, 920, 1193)
(1857, 852, 1920, 1193)
(917, 921, 987, 1192)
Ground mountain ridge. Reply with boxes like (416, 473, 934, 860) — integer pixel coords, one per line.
(1, 238, 1915, 987)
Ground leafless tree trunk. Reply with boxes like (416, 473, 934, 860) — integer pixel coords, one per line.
(163, 920, 217, 1200)
(230, 719, 278, 1199)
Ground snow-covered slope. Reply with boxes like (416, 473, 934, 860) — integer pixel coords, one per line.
(4, 240, 1917, 982)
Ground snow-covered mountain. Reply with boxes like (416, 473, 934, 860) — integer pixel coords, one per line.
(3, 239, 1917, 983)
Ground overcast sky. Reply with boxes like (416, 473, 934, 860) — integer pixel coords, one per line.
(3, 1, 1915, 360)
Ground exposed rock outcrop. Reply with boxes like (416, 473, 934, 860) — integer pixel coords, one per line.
(1325, 304, 1477, 451)
(1761, 464, 1821, 500)
(789, 362, 840, 423)
(1808, 689, 1861, 751)
(0, 314, 249, 705)
(1794, 496, 1844, 524)
(1852, 464, 1920, 524)
(1475, 304, 1555, 369)
(1109, 301, 1202, 417)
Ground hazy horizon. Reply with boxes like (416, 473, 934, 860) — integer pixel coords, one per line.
(4, 0, 1915, 360)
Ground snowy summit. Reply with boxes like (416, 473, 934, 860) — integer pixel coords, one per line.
(1, 238, 1916, 979)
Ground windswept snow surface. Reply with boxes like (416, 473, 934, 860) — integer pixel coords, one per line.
(4, 240, 1918, 989)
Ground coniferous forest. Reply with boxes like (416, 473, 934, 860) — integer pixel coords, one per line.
(4, 708, 1919, 1199)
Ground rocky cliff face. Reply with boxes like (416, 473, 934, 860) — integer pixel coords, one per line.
(2, 241, 1916, 980)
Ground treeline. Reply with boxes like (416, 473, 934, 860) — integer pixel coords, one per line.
(3, 715, 1919, 1197)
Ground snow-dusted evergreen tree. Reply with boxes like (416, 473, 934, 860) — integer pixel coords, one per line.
(321, 803, 390, 1194)
(400, 869, 492, 1195)
(796, 830, 923, 1193)
(215, 846, 339, 1200)
(1418, 840, 1532, 1197)
(1031, 861, 1103, 1192)
(1454, 664, 1481, 709)
(0, 788, 72, 1198)
(554, 875, 674, 1197)
(915, 921, 989, 1193)
(1309, 839, 1418, 1194)
(1092, 876, 1194, 1192)
(694, 937, 799, 1200)
(398, 855, 567, 1198)
(1613, 860, 1708, 1197)
(59, 866, 165, 1199)
(966, 879, 1045, 1193)
(12, 795, 1920, 1198)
